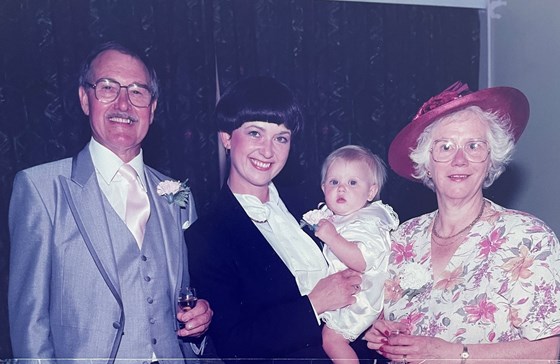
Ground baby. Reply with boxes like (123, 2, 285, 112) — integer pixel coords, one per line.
(302, 145, 399, 363)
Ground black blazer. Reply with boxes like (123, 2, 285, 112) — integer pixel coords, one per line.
(186, 185, 377, 363)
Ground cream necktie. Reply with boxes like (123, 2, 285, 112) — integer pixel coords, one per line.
(119, 164, 150, 248)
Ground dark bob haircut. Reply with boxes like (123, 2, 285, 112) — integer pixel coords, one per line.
(215, 76, 303, 135)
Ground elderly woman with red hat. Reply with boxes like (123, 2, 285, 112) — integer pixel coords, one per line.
(364, 82, 560, 362)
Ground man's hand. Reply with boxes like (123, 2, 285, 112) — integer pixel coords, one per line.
(176, 298, 213, 337)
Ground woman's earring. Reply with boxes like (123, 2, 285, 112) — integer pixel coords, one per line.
(427, 171, 432, 178)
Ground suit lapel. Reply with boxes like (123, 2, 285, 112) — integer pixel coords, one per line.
(219, 187, 294, 266)
(218, 187, 307, 295)
(59, 147, 122, 301)
(221, 188, 262, 238)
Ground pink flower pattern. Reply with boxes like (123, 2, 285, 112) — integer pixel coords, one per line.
(392, 242, 415, 265)
(479, 227, 506, 258)
(464, 294, 497, 324)
(501, 245, 534, 281)
(433, 265, 464, 291)
(384, 200, 560, 344)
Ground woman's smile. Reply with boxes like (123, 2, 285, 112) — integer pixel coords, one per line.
(222, 121, 291, 199)
(250, 157, 272, 170)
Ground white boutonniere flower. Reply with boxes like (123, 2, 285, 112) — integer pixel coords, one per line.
(157, 179, 190, 208)
(300, 205, 334, 231)
(399, 262, 430, 299)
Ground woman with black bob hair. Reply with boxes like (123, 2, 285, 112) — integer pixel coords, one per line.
(186, 76, 367, 363)
(214, 76, 303, 135)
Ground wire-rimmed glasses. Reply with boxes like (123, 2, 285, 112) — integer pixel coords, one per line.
(430, 139, 490, 163)
(85, 78, 154, 108)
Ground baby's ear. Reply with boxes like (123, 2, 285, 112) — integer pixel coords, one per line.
(368, 183, 379, 202)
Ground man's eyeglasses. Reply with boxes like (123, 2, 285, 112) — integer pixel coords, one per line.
(85, 78, 154, 108)
(430, 139, 490, 163)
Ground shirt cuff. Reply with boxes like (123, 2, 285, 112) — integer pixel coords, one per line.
(190, 335, 207, 355)
(307, 296, 322, 325)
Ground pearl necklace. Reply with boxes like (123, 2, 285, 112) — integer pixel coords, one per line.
(432, 201, 486, 243)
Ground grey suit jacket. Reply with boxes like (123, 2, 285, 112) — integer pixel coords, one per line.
(8, 145, 197, 363)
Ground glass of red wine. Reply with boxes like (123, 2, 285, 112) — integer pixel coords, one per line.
(177, 286, 197, 329)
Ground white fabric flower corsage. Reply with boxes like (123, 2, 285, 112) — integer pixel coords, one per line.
(399, 262, 430, 299)
(300, 205, 334, 231)
(157, 179, 190, 208)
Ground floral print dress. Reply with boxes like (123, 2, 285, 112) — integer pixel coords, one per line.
(384, 199, 560, 343)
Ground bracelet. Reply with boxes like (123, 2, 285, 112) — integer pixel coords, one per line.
(460, 344, 469, 364)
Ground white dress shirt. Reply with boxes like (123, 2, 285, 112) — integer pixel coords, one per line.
(88, 138, 148, 222)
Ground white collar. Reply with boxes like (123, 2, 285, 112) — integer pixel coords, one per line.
(88, 137, 147, 188)
(233, 183, 280, 223)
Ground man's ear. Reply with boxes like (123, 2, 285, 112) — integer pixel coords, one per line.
(219, 131, 232, 149)
(78, 86, 90, 115)
(149, 99, 158, 125)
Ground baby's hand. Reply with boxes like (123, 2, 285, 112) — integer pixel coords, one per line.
(314, 219, 338, 243)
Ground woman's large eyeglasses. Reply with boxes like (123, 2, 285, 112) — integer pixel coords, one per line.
(430, 139, 490, 163)
(85, 78, 154, 108)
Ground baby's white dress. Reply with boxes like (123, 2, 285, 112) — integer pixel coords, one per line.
(320, 201, 399, 341)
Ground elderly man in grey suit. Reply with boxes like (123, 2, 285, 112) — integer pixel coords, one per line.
(8, 42, 212, 364)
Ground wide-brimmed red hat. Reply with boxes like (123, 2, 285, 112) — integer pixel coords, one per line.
(388, 81, 530, 181)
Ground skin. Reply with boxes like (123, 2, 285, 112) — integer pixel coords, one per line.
(316, 159, 379, 272)
(79, 49, 212, 337)
(176, 299, 213, 337)
(318, 159, 379, 364)
(321, 159, 378, 217)
(78, 49, 157, 163)
(365, 111, 560, 362)
(428, 113, 491, 279)
(220, 121, 362, 315)
(365, 319, 560, 363)
(428, 112, 490, 213)
(220, 121, 292, 202)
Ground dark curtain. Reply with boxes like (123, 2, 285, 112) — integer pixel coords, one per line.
(0, 0, 479, 357)
(210, 0, 479, 217)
